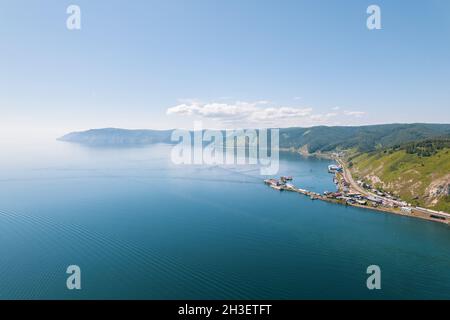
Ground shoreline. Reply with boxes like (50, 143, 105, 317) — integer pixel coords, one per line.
(264, 159, 450, 226)
(337, 158, 450, 225)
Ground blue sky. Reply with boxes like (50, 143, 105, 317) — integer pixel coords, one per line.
(1, 0, 449, 136)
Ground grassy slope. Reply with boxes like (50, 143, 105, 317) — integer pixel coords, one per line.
(349, 148, 450, 212)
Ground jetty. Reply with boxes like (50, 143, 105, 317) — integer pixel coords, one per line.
(264, 178, 332, 202)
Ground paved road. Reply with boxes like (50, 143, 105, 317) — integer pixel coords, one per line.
(337, 158, 450, 220)
(336, 158, 367, 195)
(336, 158, 406, 207)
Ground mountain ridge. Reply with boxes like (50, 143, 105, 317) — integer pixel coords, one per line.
(59, 123, 450, 152)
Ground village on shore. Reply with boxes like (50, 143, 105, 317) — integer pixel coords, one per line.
(264, 161, 450, 225)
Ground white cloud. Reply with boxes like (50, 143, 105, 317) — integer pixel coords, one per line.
(250, 107, 313, 122)
(166, 103, 198, 116)
(310, 113, 338, 122)
(167, 101, 312, 125)
(167, 101, 257, 119)
(167, 100, 368, 127)
(344, 110, 366, 117)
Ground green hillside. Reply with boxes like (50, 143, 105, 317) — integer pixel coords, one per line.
(279, 123, 450, 153)
(60, 124, 450, 152)
(349, 140, 450, 212)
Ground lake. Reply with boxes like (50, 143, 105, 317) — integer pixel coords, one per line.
(0, 139, 449, 299)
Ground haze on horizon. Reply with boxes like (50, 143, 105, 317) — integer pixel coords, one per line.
(1, 0, 450, 139)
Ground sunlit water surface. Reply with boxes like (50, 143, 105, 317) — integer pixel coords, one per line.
(0, 139, 449, 299)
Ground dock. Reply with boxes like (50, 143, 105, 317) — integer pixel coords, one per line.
(264, 178, 335, 202)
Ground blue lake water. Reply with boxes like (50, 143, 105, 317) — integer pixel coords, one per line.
(0, 140, 449, 299)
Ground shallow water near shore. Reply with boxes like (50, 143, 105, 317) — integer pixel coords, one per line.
(0, 139, 449, 299)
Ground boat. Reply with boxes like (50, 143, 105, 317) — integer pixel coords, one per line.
(264, 179, 277, 185)
(271, 185, 283, 191)
(285, 183, 296, 190)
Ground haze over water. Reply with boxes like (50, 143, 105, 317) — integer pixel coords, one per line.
(0, 138, 449, 299)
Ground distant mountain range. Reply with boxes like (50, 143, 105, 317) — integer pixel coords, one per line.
(59, 128, 175, 146)
(59, 124, 450, 152)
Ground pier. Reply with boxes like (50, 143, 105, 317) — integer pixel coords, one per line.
(264, 178, 337, 203)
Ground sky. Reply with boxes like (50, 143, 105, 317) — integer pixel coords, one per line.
(1, 0, 450, 138)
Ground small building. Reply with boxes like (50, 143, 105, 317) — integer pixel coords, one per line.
(347, 193, 362, 197)
(328, 165, 343, 173)
(367, 196, 383, 204)
(362, 183, 372, 189)
(401, 207, 412, 214)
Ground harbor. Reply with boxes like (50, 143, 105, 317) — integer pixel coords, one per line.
(264, 163, 450, 225)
